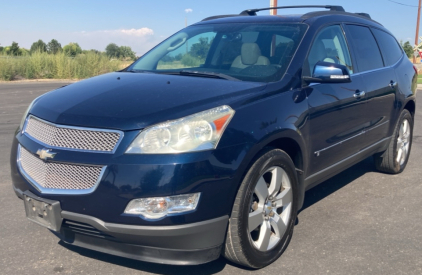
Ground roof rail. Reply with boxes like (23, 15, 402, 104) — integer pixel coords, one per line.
(201, 14, 240, 22)
(240, 5, 345, 16)
(355, 13, 371, 19)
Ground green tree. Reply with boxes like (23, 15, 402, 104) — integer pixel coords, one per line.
(400, 41, 414, 58)
(105, 43, 120, 58)
(10, 42, 20, 56)
(119, 46, 136, 60)
(19, 48, 30, 56)
(0, 46, 3, 53)
(63, 42, 82, 57)
(161, 55, 175, 63)
(174, 53, 183, 61)
(30, 39, 47, 53)
(47, 39, 62, 54)
(189, 37, 212, 59)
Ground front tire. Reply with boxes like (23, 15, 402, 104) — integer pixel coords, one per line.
(374, 109, 413, 174)
(223, 149, 298, 269)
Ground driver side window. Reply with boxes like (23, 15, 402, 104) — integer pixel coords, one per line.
(307, 25, 353, 75)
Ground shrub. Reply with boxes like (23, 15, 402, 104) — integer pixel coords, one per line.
(0, 52, 124, 81)
(181, 54, 203, 67)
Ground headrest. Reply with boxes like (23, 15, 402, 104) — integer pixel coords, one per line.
(312, 40, 326, 59)
(241, 43, 261, 65)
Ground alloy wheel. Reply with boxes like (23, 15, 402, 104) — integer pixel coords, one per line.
(397, 118, 410, 166)
(248, 166, 293, 251)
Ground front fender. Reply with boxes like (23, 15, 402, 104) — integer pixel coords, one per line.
(219, 88, 310, 211)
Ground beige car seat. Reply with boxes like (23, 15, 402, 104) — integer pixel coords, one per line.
(231, 43, 270, 70)
(308, 40, 336, 73)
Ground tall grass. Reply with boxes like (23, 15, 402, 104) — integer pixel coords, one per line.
(0, 52, 128, 81)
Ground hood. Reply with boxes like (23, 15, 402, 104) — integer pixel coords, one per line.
(30, 72, 266, 131)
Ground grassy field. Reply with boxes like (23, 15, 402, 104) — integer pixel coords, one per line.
(0, 52, 131, 81)
(417, 74, 422, 84)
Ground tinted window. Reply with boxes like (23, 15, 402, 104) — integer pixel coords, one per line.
(372, 28, 403, 66)
(346, 25, 384, 72)
(307, 25, 354, 74)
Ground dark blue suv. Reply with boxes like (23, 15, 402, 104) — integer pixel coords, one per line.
(10, 5, 417, 268)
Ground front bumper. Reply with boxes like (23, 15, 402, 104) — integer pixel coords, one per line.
(11, 130, 250, 226)
(10, 122, 251, 264)
(15, 188, 228, 265)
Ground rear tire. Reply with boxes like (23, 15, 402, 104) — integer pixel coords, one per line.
(223, 149, 298, 269)
(374, 109, 413, 174)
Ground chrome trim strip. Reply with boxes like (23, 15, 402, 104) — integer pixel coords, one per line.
(352, 54, 403, 77)
(307, 136, 391, 183)
(365, 120, 390, 133)
(314, 120, 390, 156)
(22, 115, 124, 154)
(315, 131, 364, 156)
(17, 144, 107, 195)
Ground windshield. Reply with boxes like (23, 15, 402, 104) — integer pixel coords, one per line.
(129, 23, 308, 83)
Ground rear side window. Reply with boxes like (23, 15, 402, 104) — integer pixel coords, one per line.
(372, 29, 403, 66)
(345, 25, 384, 72)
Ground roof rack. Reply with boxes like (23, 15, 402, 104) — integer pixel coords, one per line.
(240, 5, 345, 16)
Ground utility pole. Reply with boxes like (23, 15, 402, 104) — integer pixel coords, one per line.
(185, 17, 188, 54)
(270, 0, 278, 15)
(414, 0, 421, 63)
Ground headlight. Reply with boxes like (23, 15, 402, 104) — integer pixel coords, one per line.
(19, 97, 39, 132)
(126, 105, 235, 154)
(124, 193, 201, 220)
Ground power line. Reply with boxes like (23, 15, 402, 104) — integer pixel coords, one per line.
(387, 0, 418, 7)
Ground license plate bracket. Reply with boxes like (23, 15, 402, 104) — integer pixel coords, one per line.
(23, 191, 62, 232)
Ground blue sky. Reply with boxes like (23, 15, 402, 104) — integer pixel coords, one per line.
(0, 0, 419, 55)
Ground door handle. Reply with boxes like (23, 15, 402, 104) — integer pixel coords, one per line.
(389, 81, 397, 88)
(353, 90, 366, 98)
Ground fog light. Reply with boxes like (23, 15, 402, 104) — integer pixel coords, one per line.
(124, 193, 201, 220)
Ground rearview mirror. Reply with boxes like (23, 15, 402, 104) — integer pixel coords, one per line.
(303, 61, 351, 84)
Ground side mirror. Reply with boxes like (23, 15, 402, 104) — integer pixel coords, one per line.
(303, 61, 351, 84)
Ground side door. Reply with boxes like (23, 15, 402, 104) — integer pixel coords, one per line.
(344, 25, 397, 146)
(304, 25, 368, 175)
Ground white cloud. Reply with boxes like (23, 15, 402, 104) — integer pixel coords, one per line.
(73, 28, 156, 55)
(185, 8, 193, 13)
(81, 28, 154, 38)
(117, 28, 154, 37)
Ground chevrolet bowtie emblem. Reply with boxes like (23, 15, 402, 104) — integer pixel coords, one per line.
(36, 149, 56, 160)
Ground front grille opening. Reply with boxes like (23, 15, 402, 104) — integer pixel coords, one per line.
(19, 146, 104, 191)
(24, 115, 122, 152)
(62, 220, 115, 240)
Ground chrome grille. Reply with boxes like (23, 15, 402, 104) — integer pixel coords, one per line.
(24, 116, 122, 152)
(19, 146, 104, 191)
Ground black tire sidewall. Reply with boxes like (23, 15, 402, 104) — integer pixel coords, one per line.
(237, 149, 298, 268)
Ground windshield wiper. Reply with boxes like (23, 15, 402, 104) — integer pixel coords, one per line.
(179, 70, 239, 81)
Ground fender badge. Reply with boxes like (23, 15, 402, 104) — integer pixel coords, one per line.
(36, 149, 56, 160)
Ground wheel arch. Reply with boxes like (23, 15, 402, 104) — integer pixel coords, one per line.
(234, 129, 308, 212)
(404, 99, 416, 118)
